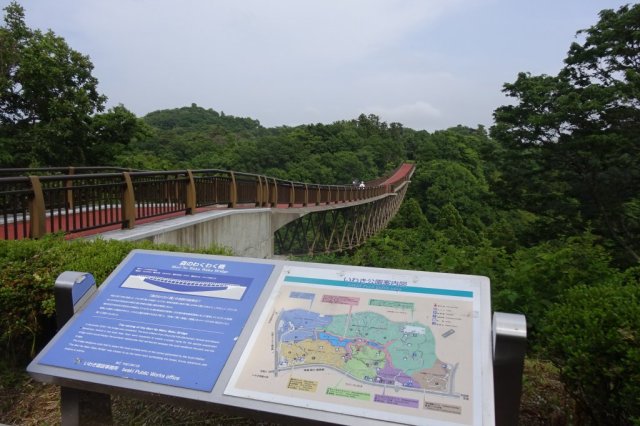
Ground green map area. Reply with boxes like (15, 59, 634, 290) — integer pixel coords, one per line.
(277, 310, 452, 391)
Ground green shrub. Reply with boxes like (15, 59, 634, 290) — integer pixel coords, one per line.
(0, 236, 230, 364)
(494, 233, 621, 346)
(541, 282, 640, 425)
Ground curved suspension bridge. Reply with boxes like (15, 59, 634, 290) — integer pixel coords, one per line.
(0, 163, 414, 256)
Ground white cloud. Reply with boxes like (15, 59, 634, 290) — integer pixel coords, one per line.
(365, 101, 442, 129)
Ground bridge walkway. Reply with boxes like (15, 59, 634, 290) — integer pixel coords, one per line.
(0, 164, 415, 256)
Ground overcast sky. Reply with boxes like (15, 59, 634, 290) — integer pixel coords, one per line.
(2, 0, 633, 131)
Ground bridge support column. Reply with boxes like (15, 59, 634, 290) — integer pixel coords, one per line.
(95, 209, 279, 259)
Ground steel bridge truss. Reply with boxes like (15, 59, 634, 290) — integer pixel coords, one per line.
(275, 182, 409, 255)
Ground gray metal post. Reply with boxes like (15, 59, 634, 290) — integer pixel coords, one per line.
(492, 312, 527, 426)
(55, 271, 112, 426)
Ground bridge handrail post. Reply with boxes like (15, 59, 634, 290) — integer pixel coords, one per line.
(255, 175, 263, 207)
(55, 271, 112, 426)
(28, 176, 46, 238)
(270, 177, 278, 207)
(255, 176, 261, 206)
(253, 175, 258, 206)
(186, 170, 196, 214)
(303, 183, 309, 207)
(289, 181, 294, 207)
(493, 312, 526, 426)
(166, 173, 174, 203)
(265, 176, 270, 207)
(262, 176, 271, 207)
(66, 167, 75, 210)
(122, 172, 136, 229)
(228, 171, 237, 208)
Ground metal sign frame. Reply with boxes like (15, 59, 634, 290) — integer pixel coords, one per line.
(28, 249, 498, 425)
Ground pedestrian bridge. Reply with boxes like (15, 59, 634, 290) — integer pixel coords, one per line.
(0, 164, 414, 257)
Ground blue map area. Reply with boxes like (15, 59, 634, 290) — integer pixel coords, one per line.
(317, 332, 352, 347)
(278, 309, 332, 343)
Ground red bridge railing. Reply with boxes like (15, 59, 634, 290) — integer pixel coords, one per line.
(0, 164, 414, 240)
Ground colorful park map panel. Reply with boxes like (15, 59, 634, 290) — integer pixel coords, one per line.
(226, 265, 489, 426)
(277, 309, 452, 394)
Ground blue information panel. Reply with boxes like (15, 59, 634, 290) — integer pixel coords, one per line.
(39, 251, 274, 392)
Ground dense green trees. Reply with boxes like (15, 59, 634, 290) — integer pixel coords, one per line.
(127, 107, 407, 184)
(478, 9, 640, 416)
(492, 4, 640, 266)
(0, 2, 147, 167)
(0, 2, 102, 166)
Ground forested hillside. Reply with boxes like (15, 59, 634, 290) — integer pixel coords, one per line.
(120, 105, 409, 184)
(1, 1, 639, 424)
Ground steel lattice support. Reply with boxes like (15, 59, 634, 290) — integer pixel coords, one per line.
(275, 182, 409, 256)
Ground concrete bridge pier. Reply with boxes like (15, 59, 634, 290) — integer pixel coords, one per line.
(93, 208, 307, 258)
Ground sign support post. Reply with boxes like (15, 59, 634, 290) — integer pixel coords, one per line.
(54, 271, 112, 426)
(492, 312, 527, 426)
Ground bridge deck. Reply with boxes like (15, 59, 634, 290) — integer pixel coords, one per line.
(0, 203, 311, 240)
(1, 163, 415, 242)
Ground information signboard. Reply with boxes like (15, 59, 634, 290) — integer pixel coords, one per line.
(37, 251, 273, 391)
(28, 250, 495, 425)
